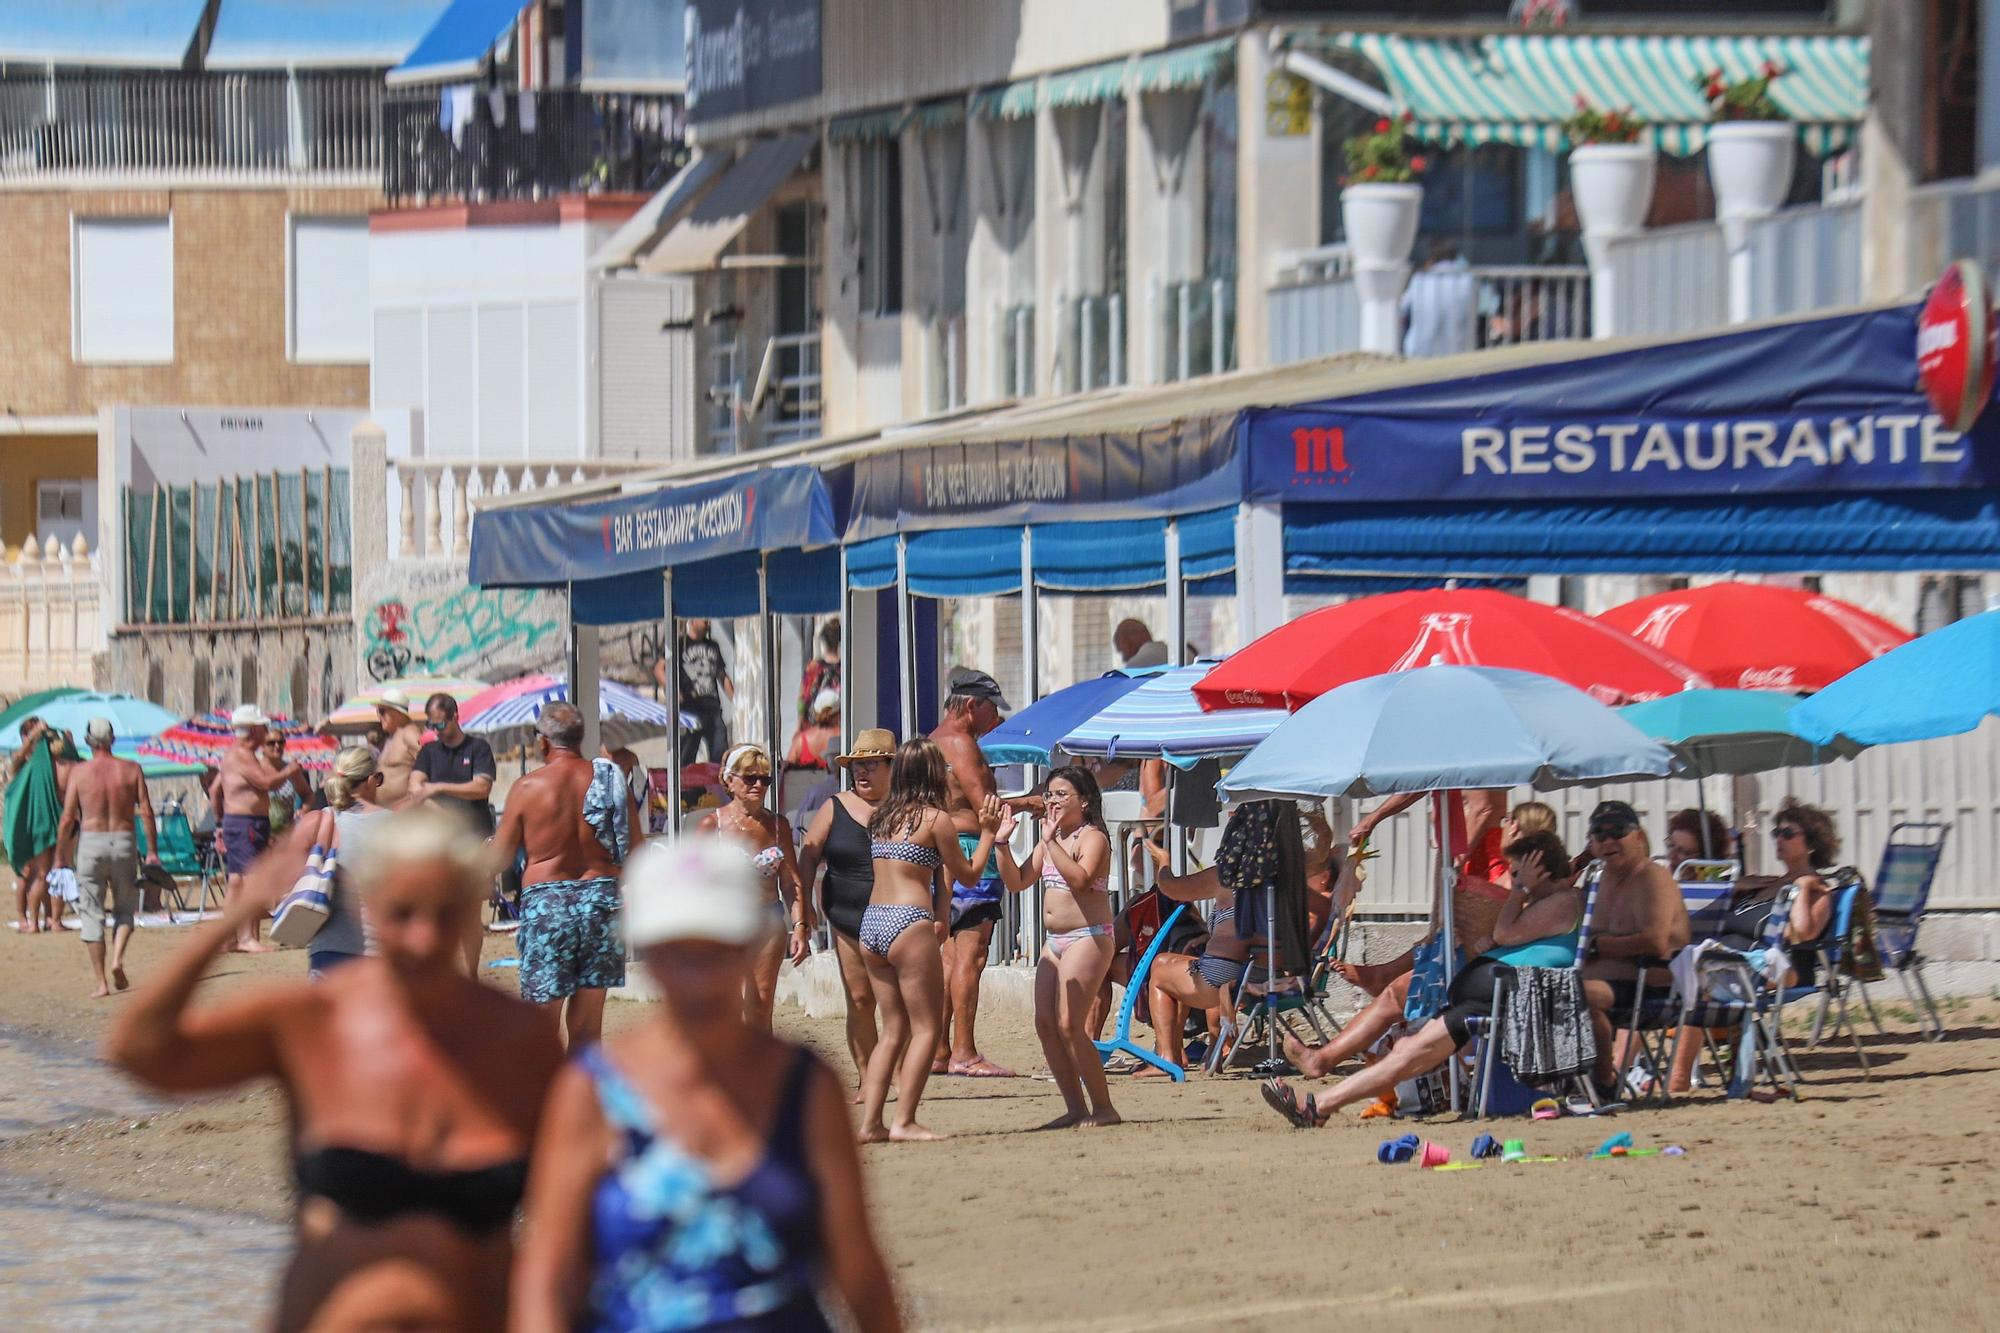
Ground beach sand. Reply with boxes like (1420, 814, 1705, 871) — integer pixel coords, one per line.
(2, 923, 1996, 1331)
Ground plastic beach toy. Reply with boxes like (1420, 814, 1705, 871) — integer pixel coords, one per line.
(1377, 1134, 1420, 1164)
(1530, 1097, 1560, 1120)
(1593, 1131, 1635, 1158)
(1418, 1141, 1452, 1169)
(1500, 1138, 1528, 1163)
(1470, 1133, 1502, 1160)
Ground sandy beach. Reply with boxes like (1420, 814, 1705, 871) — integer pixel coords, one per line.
(2, 922, 1995, 1331)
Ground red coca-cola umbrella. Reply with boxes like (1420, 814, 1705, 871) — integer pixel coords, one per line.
(1195, 588, 1707, 711)
(1596, 582, 1913, 693)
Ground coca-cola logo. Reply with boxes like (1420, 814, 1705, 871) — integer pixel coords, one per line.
(1738, 666, 1799, 690)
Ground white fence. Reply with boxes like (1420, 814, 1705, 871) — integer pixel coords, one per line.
(1908, 175, 2000, 291)
(0, 535, 101, 695)
(1350, 721, 2000, 917)
(1603, 221, 1728, 338)
(1745, 200, 1863, 321)
(389, 458, 662, 563)
(1151, 275, 1235, 382)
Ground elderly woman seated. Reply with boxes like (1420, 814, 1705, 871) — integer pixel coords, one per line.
(1262, 829, 1582, 1127)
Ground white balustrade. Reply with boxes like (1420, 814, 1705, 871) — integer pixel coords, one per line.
(0, 535, 102, 696)
(378, 457, 665, 564)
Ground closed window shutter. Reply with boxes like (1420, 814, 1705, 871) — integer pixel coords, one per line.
(599, 278, 696, 462)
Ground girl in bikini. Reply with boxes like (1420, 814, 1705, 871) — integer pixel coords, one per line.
(856, 738, 1001, 1144)
(992, 766, 1120, 1130)
(698, 744, 810, 1032)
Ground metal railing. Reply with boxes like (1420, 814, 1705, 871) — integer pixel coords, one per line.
(1270, 244, 1362, 365)
(994, 301, 1035, 399)
(1467, 265, 1589, 349)
(762, 332, 823, 445)
(1603, 221, 1728, 339)
(0, 70, 379, 185)
(703, 332, 820, 454)
(705, 337, 743, 455)
(1908, 174, 2000, 291)
(921, 313, 966, 415)
(1058, 290, 1125, 393)
(1744, 200, 1863, 322)
(1152, 275, 1236, 382)
(383, 87, 684, 206)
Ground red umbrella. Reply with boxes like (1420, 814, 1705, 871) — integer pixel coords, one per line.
(1195, 588, 1707, 711)
(1596, 582, 1913, 693)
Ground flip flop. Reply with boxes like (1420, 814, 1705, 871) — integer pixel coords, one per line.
(1261, 1079, 1324, 1129)
(1530, 1097, 1560, 1121)
(1565, 1095, 1627, 1117)
(948, 1060, 1019, 1078)
(1377, 1133, 1421, 1163)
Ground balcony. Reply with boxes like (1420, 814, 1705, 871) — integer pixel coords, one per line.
(0, 70, 379, 186)
(1151, 276, 1236, 383)
(703, 331, 823, 455)
(382, 87, 685, 207)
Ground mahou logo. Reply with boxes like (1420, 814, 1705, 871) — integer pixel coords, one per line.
(1738, 666, 1799, 690)
(1291, 426, 1353, 486)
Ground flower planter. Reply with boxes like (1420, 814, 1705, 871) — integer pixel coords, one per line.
(1340, 182, 1423, 268)
(1569, 142, 1657, 245)
(1706, 121, 1795, 225)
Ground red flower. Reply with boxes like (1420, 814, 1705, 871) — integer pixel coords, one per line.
(1575, 94, 1589, 109)
(1401, 110, 1415, 124)
(1374, 118, 1391, 133)
(1409, 155, 1428, 172)
(1762, 60, 1782, 78)
(1362, 164, 1379, 179)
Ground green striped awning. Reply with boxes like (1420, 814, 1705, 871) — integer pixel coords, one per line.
(828, 108, 907, 144)
(911, 97, 967, 132)
(1328, 33, 1868, 156)
(1041, 57, 1132, 110)
(971, 77, 1040, 121)
(1131, 37, 1235, 95)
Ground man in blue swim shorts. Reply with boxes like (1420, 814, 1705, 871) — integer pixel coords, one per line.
(494, 704, 640, 1048)
(929, 667, 1018, 1078)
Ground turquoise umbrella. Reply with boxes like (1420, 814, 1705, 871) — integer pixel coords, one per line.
(1791, 606, 2000, 747)
(0, 692, 181, 753)
(1620, 689, 1866, 778)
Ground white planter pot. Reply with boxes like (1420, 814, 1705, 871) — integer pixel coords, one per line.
(1707, 120, 1796, 224)
(1569, 142, 1656, 243)
(1340, 182, 1423, 269)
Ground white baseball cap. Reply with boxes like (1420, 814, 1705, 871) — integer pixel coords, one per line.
(622, 836, 774, 949)
(231, 703, 271, 730)
(377, 687, 412, 713)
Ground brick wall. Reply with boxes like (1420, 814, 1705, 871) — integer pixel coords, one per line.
(0, 186, 377, 415)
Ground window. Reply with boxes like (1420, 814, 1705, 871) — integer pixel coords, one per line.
(73, 217, 172, 363)
(857, 141, 903, 317)
(36, 479, 95, 552)
(289, 216, 370, 362)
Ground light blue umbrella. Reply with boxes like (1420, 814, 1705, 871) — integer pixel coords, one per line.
(1221, 665, 1681, 802)
(1790, 607, 2000, 746)
(0, 692, 181, 754)
(979, 668, 1162, 767)
(1060, 662, 1289, 767)
(1621, 689, 1865, 778)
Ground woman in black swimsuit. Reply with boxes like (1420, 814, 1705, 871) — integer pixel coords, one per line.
(107, 807, 564, 1331)
(795, 728, 897, 1093)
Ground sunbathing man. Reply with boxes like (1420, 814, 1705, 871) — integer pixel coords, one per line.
(1578, 800, 1690, 1102)
(217, 705, 304, 954)
(58, 718, 161, 997)
(1262, 829, 1583, 1126)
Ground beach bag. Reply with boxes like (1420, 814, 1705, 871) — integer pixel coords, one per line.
(271, 839, 335, 948)
(46, 866, 78, 905)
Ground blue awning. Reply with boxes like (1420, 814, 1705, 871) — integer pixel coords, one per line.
(469, 465, 839, 592)
(569, 547, 841, 625)
(838, 510, 1238, 598)
(388, 0, 521, 85)
(207, 1, 452, 69)
(1281, 491, 2000, 578)
(0, 0, 207, 67)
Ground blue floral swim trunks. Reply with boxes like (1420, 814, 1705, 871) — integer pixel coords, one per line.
(518, 877, 625, 1003)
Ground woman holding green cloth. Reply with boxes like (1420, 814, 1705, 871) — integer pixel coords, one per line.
(7, 717, 67, 934)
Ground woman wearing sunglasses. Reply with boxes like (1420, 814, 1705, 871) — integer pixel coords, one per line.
(1720, 800, 1841, 987)
(698, 743, 810, 1030)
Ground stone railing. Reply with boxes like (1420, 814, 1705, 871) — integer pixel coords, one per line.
(389, 458, 664, 562)
(0, 535, 101, 695)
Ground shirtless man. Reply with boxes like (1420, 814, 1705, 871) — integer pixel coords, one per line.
(492, 703, 638, 1048)
(371, 687, 425, 805)
(1579, 800, 1691, 1102)
(929, 667, 1016, 1079)
(216, 704, 304, 953)
(57, 718, 159, 997)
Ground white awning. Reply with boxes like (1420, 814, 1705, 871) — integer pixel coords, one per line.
(638, 132, 816, 276)
(590, 151, 727, 272)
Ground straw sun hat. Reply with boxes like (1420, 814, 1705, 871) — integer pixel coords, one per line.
(832, 728, 896, 768)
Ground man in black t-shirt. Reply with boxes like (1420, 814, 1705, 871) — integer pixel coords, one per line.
(675, 619, 734, 766)
(409, 691, 498, 970)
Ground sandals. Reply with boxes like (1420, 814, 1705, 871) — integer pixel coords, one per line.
(1260, 1078, 1326, 1129)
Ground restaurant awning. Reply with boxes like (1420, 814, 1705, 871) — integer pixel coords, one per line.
(590, 150, 728, 272)
(388, 0, 522, 86)
(206, 0, 451, 69)
(0, 0, 207, 67)
(639, 132, 816, 276)
(1325, 32, 1869, 155)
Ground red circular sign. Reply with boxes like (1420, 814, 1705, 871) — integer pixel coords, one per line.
(1917, 260, 1996, 432)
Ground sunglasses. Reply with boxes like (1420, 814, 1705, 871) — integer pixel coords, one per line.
(1589, 823, 1635, 843)
(736, 773, 773, 787)
(1771, 825, 1802, 841)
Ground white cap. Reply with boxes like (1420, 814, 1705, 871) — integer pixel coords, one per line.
(84, 716, 115, 744)
(231, 703, 271, 730)
(377, 687, 412, 712)
(622, 836, 775, 949)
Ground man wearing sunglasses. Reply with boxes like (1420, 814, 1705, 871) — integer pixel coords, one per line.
(1579, 800, 1690, 1102)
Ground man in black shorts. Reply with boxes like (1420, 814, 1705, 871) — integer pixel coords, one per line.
(929, 668, 1014, 1078)
(1580, 800, 1690, 1101)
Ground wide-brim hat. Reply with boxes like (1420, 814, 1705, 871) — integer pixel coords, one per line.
(231, 703, 271, 730)
(833, 728, 896, 768)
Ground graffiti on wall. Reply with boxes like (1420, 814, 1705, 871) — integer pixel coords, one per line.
(363, 586, 564, 682)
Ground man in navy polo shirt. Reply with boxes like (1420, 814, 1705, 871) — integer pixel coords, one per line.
(409, 691, 497, 970)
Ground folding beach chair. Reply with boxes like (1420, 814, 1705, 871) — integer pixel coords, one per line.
(137, 805, 223, 921)
(1467, 860, 1603, 1119)
(1858, 822, 1950, 1041)
(1205, 907, 1350, 1074)
(1094, 903, 1190, 1081)
(1609, 864, 1740, 1102)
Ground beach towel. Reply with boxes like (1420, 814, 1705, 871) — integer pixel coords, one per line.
(3, 739, 61, 875)
(583, 757, 632, 864)
(1498, 966, 1596, 1086)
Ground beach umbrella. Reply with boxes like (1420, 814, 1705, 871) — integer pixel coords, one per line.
(321, 677, 488, 734)
(461, 673, 675, 747)
(0, 692, 182, 754)
(138, 710, 339, 773)
(0, 687, 87, 738)
(1194, 588, 1705, 712)
(1598, 581, 1912, 693)
(1059, 662, 1288, 765)
(1620, 689, 1867, 778)
(1789, 605, 2000, 747)
(116, 744, 209, 779)
(979, 669, 1162, 767)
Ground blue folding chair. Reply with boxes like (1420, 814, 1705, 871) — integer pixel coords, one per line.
(1095, 904, 1189, 1081)
(1468, 861, 1604, 1119)
(1859, 822, 1950, 1041)
(1612, 864, 1739, 1101)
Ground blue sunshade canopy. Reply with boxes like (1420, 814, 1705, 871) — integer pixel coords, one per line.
(1620, 689, 1864, 777)
(207, 1, 454, 69)
(390, 0, 523, 84)
(980, 670, 1162, 767)
(1221, 665, 1681, 802)
(1789, 608, 2000, 747)
(1061, 663, 1288, 769)
(0, 0, 207, 66)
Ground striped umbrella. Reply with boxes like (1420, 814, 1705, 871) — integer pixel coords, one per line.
(460, 674, 675, 747)
(138, 710, 340, 773)
(1059, 663, 1288, 766)
(322, 677, 490, 733)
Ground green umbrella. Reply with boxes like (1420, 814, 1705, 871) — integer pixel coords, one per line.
(1620, 689, 1867, 778)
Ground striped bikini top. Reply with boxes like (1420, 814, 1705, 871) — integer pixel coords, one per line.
(872, 838, 941, 870)
(1040, 841, 1108, 896)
